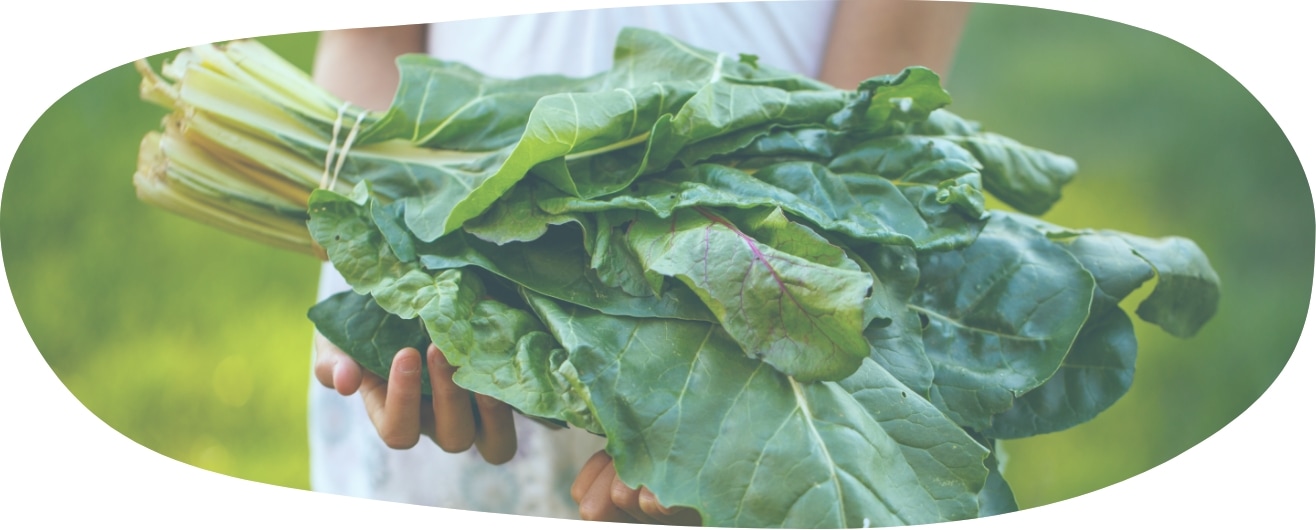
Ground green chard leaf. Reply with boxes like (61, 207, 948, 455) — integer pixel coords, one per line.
(999, 211, 1220, 337)
(978, 212, 1220, 437)
(309, 185, 716, 323)
(417, 270, 599, 432)
(911, 214, 1095, 430)
(141, 28, 1227, 529)
(332, 29, 961, 244)
(624, 207, 875, 382)
(360, 55, 603, 150)
(526, 292, 990, 528)
(540, 159, 985, 251)
(983, 308, 1136, 439)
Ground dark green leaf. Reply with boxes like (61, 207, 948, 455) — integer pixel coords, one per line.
(912, 215, 1095, 430)
(307, 289, 432, 392)
(983, 309, 1137, 439)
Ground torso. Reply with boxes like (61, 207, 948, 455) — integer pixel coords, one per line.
(310, 1, 839, 518)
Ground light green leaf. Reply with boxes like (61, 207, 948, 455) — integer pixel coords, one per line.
(309, 188, 715, 322)
(527, 293, 989, 528)
(626, 207, 874, 382)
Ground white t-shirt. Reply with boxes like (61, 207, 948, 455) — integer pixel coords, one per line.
(309, 0, 838, 518)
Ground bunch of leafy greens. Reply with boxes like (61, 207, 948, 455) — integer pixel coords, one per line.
(135, 28, 1219, 528)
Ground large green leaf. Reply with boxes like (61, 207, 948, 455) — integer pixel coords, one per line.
(625, 207, 874, 382)
(361, 55, 601, 151)
(911, 214, 1095, 430)
(527, 293, 989, 528)
(999, 211, 1221, 337)
(974, 213, 1219, 437)
(327, 28, 959, 243)
(983, 309, 1137, 439)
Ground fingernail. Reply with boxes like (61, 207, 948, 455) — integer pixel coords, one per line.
(398, 353, 421, 375)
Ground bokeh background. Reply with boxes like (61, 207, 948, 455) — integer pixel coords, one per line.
(2, 2, 1309, 513)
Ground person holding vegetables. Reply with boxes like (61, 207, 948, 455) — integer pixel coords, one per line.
(308, 0, 970, 524)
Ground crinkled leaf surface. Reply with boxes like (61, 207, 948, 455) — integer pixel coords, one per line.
(527, 292, 989, 528)
(460, 181, 589, 245)
(330, 27, 958, 243)
(309, 187, 715, 322)
(308, 276, 599, 432)
(913, 110, 1077, 215)
(416, 271, 600, 433)
(541, 159, 985, 250)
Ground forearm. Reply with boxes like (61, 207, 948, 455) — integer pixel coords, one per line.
(312, 25, 428, 111)
(818, 0, 971, 88)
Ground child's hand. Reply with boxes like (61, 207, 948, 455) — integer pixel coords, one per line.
(313, 334, 517, 464)
(571, 450, 702, 526)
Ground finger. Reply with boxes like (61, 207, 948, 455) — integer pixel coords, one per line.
(611, 473, 658, 524)
(313, 334, 364, 396)
(579, 461, 640, 524)
(473, 393, 517, 464)
(427, 345, 476, 454)
(363, 348, 423, 449)
(639, 487, 702, 527)
(572, 451, 613, 504)
(331, 354, 363, 395)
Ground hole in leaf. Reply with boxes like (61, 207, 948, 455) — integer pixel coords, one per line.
(918, 312, 930, 329)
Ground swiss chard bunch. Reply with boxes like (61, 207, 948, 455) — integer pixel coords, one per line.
(136, 28, 1219, 528)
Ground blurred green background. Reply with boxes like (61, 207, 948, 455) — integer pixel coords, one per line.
(1, 3, 1308, 512)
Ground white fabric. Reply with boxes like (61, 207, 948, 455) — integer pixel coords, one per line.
(427, 2, 838, 78)
(309, 0, 838, 519)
